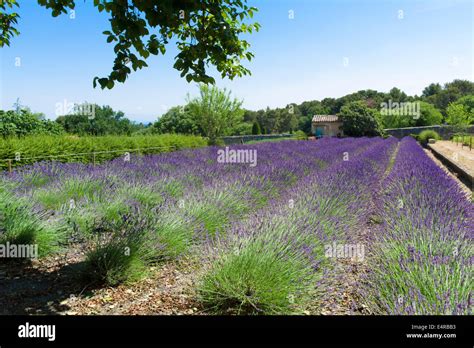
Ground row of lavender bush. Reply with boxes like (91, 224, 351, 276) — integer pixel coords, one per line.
(2, 136, 470, 314)
(1, 138, 373, 285)
(197, 137, 398, 314)
(364, 137, 473, 314)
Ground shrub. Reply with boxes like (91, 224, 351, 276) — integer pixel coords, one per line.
(452, 134, 474, 146)
(418, 130, 440, 145)
(210, 138, 225, 146)
(81, 213, 155, 286)
(294, 130, 308, 140)
(198, 241, 315, 314)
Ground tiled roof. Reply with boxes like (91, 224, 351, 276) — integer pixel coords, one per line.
(312, 115, 340, 123)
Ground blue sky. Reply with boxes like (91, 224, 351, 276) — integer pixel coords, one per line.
(1, 0, 473, 123)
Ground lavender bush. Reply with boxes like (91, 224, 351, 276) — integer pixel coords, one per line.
(364, 137, 473, 315)
(1, 136, 470, 314)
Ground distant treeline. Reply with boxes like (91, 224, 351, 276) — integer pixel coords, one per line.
(0, 105, 149, 138)
(1, 79, 473, 139)
(154, 79, 474, 137)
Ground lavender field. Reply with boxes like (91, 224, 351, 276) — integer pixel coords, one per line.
(0, 137, 472, 315)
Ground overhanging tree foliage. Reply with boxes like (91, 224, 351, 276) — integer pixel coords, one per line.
(1, 0, 260, 89)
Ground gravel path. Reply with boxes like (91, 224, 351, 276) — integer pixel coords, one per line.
(424, 147, 472, 198)
(428, 141, 474, 188)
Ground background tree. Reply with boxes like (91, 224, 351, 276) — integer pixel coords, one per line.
(1, 0, 260, 89)
(231, 122, 253, 136)
(186, 84, 244, 144)
(370, 100, 442, 129)
(337, 101, 381, 136)
(448, 95, 474, 123)
(339, 89, 387, 111)
(379, 112, 412, 129)
(414, 101, 443, 127)
(320, 98, 339, 115)
(251, 121, 261, 135)
(446, 100, 471, 137)
(296, 101, 326, 134)
(0, 109, 63, 138)
(386, 87, 408, 102)
(423, 80, 474, 115)
(422, 83, 442, 98)
(446, 103, 469, 126)
(446, 96, 474, 127)
(153, 106, 200, 135)
(56, 105, 140, 135)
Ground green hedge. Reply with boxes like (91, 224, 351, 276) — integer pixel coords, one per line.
(0, 134, 207, 170)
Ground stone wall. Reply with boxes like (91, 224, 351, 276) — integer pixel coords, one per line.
(384, 125, 474, 139)
(221, 134, 295, 145)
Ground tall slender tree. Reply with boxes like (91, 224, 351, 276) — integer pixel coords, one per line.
(187, 85, 244, 144)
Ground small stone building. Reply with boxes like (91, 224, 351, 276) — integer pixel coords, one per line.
(311, 115, 343, 137)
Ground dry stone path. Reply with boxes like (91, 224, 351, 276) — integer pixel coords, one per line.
(428, 140, 474, 191)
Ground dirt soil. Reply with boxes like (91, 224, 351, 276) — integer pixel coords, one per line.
(0, 248, 202, 315)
